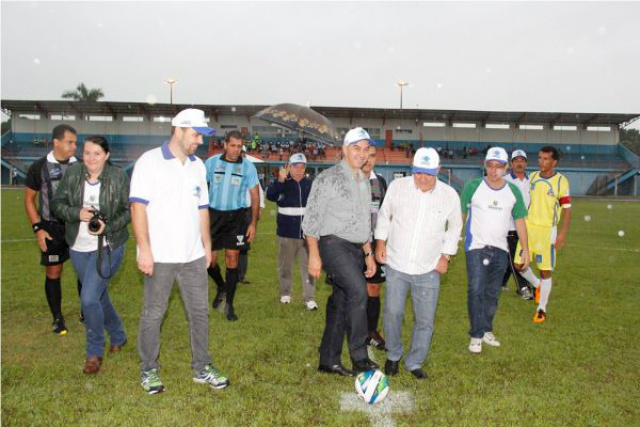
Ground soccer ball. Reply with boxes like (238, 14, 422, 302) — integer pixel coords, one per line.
(355, 369, 389, 404)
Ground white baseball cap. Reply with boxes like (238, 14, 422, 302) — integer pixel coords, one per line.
(485, 147, 509, 164)
(171, 109, 216, 136)
(412, 147, 440, 175)
(289, 153, 307, 164)
(511, 149, 528, 160)
(343, 127, 376, 146)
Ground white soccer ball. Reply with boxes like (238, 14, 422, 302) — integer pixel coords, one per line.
(355, 369, 389, 404)
(618, 230, 625, 237)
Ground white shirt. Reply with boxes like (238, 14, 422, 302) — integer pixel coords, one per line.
(504, 171, 530, 231)
(375, 176, 463, 275)
(72, 181, 106, 252)
(245, 182, 265, 208)
(129, 144, 209, 263)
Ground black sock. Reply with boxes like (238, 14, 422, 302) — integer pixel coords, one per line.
(225, 268, 239, 306)
(207, 265, 225, 292)
(367, 296, 381, 334)
(45, 277, 63, 320)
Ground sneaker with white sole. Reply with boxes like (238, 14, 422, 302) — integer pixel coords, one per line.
(469, 338, 482, 354)
(193, 364, 229, 390)
(482, 332, 501, 347)
(141, 368, 165, 394)
(305, 300, 318, 310)
(280, 296, 291, 304)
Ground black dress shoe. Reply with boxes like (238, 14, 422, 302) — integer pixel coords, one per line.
(384, 359, 399, 376)
(212, 291, 226, 309)
(352, 358, 379, 373)
(318, 364, 355, 377)
(225, 305, 238, 321)
(410, 368, 428, 380)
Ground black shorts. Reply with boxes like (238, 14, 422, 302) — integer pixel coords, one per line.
(365, 259, 386, 284)
(210, 208, 250, 251)
(39, 221, 70, 266)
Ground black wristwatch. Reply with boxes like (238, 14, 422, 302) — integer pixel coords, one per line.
(32, 222, 44, 233)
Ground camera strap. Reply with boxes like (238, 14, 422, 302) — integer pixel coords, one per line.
(96, 235, 113, 279)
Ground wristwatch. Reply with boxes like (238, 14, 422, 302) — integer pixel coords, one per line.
(364, 252, 374, 258)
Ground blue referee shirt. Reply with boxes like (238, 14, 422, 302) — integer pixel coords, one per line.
(205, 154, 259, 211)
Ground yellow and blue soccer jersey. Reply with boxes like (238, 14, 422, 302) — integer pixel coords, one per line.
(205, 154, 259, 211)
(527, 171, 571, 227)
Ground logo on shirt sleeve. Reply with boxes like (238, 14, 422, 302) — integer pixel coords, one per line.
(193, 185, 201, 198)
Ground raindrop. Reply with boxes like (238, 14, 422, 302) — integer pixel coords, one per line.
(580, 155, 585, 160)
(436, 83, 443, 89)
(482, 259, 490, 266)
(145, 94, 157, 105)
(33, 58, 41, 65)
(597, 26, 607, 35)
(565, 46, 575, 55)
(618, 230, 625, 237)
(231, 107, 236, 112)
(607, 204, 613, 210)
(486, 68, 492, 74)
(584, 215, 591, 222)
(353, 41, 362, 49)
(566, 146, 572, 151)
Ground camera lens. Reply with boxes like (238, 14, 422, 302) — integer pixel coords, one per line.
(88, 219, 100, 233)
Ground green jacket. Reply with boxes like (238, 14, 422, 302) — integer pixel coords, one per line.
(51, 162, 130, 250)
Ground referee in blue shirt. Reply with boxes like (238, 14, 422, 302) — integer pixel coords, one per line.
(205, 131, 260, 321)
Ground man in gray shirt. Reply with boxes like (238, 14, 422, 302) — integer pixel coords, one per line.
(303, 127, 378, 377)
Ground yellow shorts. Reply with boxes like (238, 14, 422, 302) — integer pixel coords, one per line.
(514, 223, 557, 271)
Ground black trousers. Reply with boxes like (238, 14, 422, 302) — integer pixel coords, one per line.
(318, 235, 368, 366)
(501, 231, 531, 290)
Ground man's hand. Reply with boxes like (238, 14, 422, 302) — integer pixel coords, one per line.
(35, 229, 51, 252)
(204, 251, 212, 268)
(555, 233, 567, 250)
(246, 222, 257, 242)
(519, 249, 530, 271)
(434, 256, 449, 274)
(308, 253, 322, 279)
(278, 166, 288, 183)
(137, 248, 154, 277)
(79, 208, 95, 222)
(375, 240, 386, 264)
(364, 255, 376, 278)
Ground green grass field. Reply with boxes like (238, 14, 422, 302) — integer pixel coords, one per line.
(2, 188, 639, 427)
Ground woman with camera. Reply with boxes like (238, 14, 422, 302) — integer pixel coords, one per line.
(51, 136, 130, 374)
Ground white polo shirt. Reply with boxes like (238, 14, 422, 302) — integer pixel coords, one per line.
(129, 142, 209, 263)
(504, 171, 530, 231)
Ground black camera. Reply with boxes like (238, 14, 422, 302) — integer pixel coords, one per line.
(88, 210, 106, 233)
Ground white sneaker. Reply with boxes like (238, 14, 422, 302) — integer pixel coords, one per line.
(305, 300, 318, 311)
(280, 296, 291, 304)
(469, 338, 482, 354)
(482, 332, 501, 347)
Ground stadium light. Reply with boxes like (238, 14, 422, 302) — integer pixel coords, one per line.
(164, 78, 177, 104)
(396, 80, 408, 109)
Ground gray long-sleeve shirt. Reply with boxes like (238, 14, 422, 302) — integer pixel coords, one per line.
(302, 159, 371, 244)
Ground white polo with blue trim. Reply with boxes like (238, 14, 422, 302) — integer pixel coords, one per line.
(129, 142, 210, 263)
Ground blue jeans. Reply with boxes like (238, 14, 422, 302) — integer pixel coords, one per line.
(466, 246, 509, 339)
(383, 266, 440, 371)
(70, 245, 126, 358)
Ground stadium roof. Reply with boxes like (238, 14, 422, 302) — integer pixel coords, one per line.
(2, 99, 638, 127)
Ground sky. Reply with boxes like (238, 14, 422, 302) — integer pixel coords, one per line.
(1, 1, 640, 123)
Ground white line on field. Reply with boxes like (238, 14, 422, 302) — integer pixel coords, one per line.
(341, 391, 414, 427)
(1, 238, 36, 243)
(569, 244, 639, 253)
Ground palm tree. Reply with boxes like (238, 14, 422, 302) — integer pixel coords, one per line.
(61, 83, 104, 102)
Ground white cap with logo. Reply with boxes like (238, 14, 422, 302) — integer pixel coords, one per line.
(511, 149, 528, 160)
(485, 147, 509, 164)
(289, 153, 307, 164)
(171, 108, 216, 136)
(412, 147, 440, 175)
(343, 127, 376, 146)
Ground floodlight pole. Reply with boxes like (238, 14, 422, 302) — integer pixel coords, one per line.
(164, 78, 177, 104)
(396, 80, 408, 110)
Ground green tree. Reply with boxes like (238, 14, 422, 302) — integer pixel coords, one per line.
(61, 83, 104, 102)
(620, 128, 640, 155)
